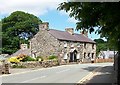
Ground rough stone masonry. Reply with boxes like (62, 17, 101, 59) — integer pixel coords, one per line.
(29, 22, 96, 63)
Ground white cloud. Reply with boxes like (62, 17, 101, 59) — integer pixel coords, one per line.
(0, 0, 66, 18)
(67, 17, 78, 23)
(59, 10, 78, 23)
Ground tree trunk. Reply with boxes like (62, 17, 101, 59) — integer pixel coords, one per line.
(118, 51, 120, 84)
(117, 37, 120, 85)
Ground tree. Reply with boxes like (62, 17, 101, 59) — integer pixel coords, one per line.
(94, 39, 105, 43)
(2, 11, 42, 54)
(94, 38, 115, 57)
(58, 2, 120, 84)
(58, 2, 120, 48)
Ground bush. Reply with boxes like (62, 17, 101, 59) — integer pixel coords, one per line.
(48, 55, 58, 60)
(22, 56, 36, 62)
(12, 64, 26, 68)
(8, 57, 20, 63)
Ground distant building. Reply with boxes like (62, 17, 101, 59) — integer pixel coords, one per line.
(0, 54, 9, 60)
(10, 44, 31, 57)
(98, 50, 117, 59)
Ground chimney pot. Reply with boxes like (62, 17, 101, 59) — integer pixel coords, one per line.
(65, 28, 74, 35)
(20, 44, 28, 50)
(39, 22, 49, 30)
(81, 30, 88, 37)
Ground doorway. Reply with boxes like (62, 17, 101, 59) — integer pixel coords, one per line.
(69, 49, 77, 62)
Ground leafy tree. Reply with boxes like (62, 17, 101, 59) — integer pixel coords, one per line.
(0, 21, 2, 54)
(58, 2, 120, 48)
(2, 11, 42, 54)
(94, 39, 106, 43)
(94, 38, 115, 57)
(58, 2, 120, 84)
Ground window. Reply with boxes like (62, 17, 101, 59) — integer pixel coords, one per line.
(92, 53, 94, 59)
(84, 52, 86, 58)
(64, 43, 67, 48)
(88, 53, 90, 57)
(92, 44, 94, 49)
(84, 43, 86, 49)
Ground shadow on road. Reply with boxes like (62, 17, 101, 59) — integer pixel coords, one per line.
(82, 66, 113, 73)
(82, 66, 114, 84)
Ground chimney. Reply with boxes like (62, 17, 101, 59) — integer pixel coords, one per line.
(20, 44, 28, 50)
(39, 22, 49, 30)
(65, 28, 74, 35)
(81, 30, 88, 37)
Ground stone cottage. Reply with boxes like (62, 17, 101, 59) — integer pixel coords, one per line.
(29, 22, 96, 63)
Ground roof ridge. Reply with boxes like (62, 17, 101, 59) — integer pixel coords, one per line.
(48, 29, 96, 43)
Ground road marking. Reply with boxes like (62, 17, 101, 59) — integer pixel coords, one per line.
(77, 67, 102, 84)
(56, 69, 70, 73)
(21, 75, 46, 83)
(2, 65, 68, 77)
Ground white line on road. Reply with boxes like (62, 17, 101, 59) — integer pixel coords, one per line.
(2, 65, 69, 77)
(56, 69, 70, 74)
(77, 67, 102, 83)
(21, 75, 46, 83)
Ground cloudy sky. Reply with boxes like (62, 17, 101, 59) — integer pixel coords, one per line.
(0, 0, 101, 40)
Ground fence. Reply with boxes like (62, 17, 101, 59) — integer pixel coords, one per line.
(95, 58, 114, 63)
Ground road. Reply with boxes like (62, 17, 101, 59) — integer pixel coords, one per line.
(2, 63, 113, 83)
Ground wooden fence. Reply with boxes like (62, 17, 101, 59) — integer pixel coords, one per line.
(95, 58, 114, 63)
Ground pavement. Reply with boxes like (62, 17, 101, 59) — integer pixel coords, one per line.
(80, 64, 114, 84)
(1, 62, 114, 84)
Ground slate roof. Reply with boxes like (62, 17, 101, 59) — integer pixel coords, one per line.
(98, 51, 118, 58)
(48, 29, 96, 43)
(10, 49, 31, 57)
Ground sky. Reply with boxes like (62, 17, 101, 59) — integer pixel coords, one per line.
(0, 0, 102, 40)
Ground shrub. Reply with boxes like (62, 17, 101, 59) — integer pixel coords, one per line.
(12, 64, 26, 68)
(48, 55, 58, 60)
(8, 57, 20, 63)
(22, 56, 36, 62)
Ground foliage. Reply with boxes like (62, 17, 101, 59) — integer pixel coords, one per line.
(94, 38, 116, 57)
(22, 56, 36, 62)
(48, 55, 58, 60)
(12, 64, 26, 68)
(2, 11, 42, 54)
(94, 39, 106, 43)
(8, 54, 35, 63)
(8, 57, 20, 63)
(58, 2, 120, 49)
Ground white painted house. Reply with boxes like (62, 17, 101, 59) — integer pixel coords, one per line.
(98, 50, 117, 59)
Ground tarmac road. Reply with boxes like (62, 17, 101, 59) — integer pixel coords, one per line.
(2, 63, 113, 83)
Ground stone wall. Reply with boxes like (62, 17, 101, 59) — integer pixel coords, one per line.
(57, 40, 96, 63)
(30, 30, 96, 63)
(30, 30, 60, 57)
(82, 43, 96, 62)
(10, 60, 59, 68)
(30, 27, 96, 63)
(0, 63, 10, 74)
